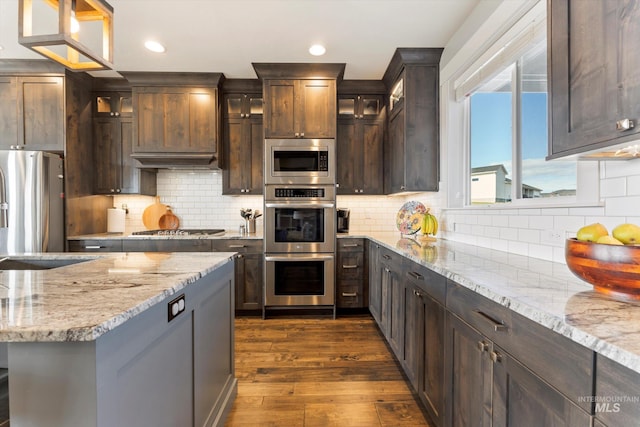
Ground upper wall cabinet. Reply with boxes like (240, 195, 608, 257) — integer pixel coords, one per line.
(253, 63, 345, 139)
(222, 79, 264, 195)
(336, 80, 386, 195)
(121, 72, 224, 168)
(548, 0, 640, 159)
(0, 75, 64, 152)
(382, 48, 442, 194)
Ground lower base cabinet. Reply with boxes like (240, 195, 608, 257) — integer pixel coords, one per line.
(212, 239, 263, 312)
(595, 354, 640, 427)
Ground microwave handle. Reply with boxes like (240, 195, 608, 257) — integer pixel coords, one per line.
(265, 254, 335, 262)
(265, 203, 335, 209)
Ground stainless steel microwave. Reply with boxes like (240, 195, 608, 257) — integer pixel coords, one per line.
(264, 139, 335, 185)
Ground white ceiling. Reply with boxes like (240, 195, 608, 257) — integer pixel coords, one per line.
(0, 0, 481, 80)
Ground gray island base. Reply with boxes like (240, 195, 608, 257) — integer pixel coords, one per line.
(0, 252, 236, 427)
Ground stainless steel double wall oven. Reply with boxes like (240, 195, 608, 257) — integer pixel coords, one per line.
(264, 139, 336, 310)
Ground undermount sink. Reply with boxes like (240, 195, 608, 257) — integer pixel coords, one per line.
(0, 257, 91, 271)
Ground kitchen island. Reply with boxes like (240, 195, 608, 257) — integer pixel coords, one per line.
(0, 252, 236, 427)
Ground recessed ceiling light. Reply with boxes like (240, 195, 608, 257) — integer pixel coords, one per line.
(309, 44, 326, 56)
(144, 40, 166, 53)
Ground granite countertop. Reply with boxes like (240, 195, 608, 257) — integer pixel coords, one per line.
(360, 232, 640, 375)
(67, 230, 640, 374)
(0, 252, 234, 342)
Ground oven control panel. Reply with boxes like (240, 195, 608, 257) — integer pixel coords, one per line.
(274, 188, 325, 198)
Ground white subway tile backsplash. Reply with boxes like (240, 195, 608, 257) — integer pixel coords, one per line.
(113, 155, 639, 264)
(606, 195, 640, 217)
(600, 177, 627, 197)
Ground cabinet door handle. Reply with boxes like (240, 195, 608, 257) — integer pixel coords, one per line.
(473, 310, 508, 332)
(382, 254, 391, 260)
(342, 292, 358, 297)
(342, 243, 359, 248)
(342, 264, 358, 269)
(616, 118, 635, 131)
(407, 271, 423, 280)
(384, 267, 390, 273)
(413, 289, 422, 297)
(229, 245, 247, 248)
(490, 351, 502, 364)
(477, 341, 489, 352)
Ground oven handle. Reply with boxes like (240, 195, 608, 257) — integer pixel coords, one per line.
(265, 254, 335, 262)
(264, 203, 335, 209)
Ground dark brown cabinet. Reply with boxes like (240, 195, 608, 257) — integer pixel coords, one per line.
(94, 111, 156, 196)
(222, 82, 264, 195)
(68, 239, 123, 252)
(262, 79, 337, 138)
(595, 354, 640, 427)
(548, 0, 640, 158)
(0, 76, 64, 151)
(212, 239, 263, 312)
(122, 72, 223, 168)
(122, 239, 212, 252)
(382, 48, 442, 193)
(368, 242, 382, 323)
(336, 87, 385, 195)
(403, 258, 446, 427)
(336, 238, 367, 308)
(445, 281, 593, 427)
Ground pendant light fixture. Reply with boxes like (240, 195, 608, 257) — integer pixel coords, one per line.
(18, 0, 114, 71)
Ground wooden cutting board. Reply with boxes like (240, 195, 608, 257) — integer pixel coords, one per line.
(158, 207, 180, 230)
(142, 196, 168, 230)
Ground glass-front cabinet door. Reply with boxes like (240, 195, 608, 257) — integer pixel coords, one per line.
(338, 95, 383, 119)
(94, 92, 133, 117)
(225, 93, 263, 118)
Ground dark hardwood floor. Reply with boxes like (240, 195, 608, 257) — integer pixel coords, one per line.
(225, 315, 433, 427)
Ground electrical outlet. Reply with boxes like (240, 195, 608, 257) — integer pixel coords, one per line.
(542, 229, 565, 246)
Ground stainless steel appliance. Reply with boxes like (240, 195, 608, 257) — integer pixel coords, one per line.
(337, 208, 350, 234)
(264, 185, 335, 253)
(264, 253, 335, 306)
(0, 151, 64, 254)
(264, 138, 335, 185)
(264, 184, 336, 308)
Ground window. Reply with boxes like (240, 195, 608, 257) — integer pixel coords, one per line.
(468, 36, 577, 205)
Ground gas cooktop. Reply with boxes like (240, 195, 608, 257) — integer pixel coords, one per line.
(131, 229, 225, 236)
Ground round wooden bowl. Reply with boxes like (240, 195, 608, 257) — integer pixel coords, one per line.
(565, 238, 640, 299)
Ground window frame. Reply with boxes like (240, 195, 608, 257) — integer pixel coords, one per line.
(444, 0, 600, 211)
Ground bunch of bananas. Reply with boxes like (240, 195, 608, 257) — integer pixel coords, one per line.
(421, 210, 438, 236)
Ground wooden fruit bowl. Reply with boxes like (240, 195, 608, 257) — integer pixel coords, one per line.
(565, 238, 640, 299)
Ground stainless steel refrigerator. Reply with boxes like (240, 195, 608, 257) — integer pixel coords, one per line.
(0, 150, 64, 254)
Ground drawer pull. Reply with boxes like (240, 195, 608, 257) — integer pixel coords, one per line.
(341, 292, 358, 297)
(229, 245, 246, 248)
(407, 271, 423, 280)
(342, 264, 358, 269)
(616, 118, 635, 131)
(477, 341, 489, 352)
(473, 310, 508, 332)
(342, 243, 360, 248)
(490, 351, 502, 364)
(84, 245, 103, 249)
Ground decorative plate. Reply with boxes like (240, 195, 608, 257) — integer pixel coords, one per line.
(396, 201, 427, 235)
